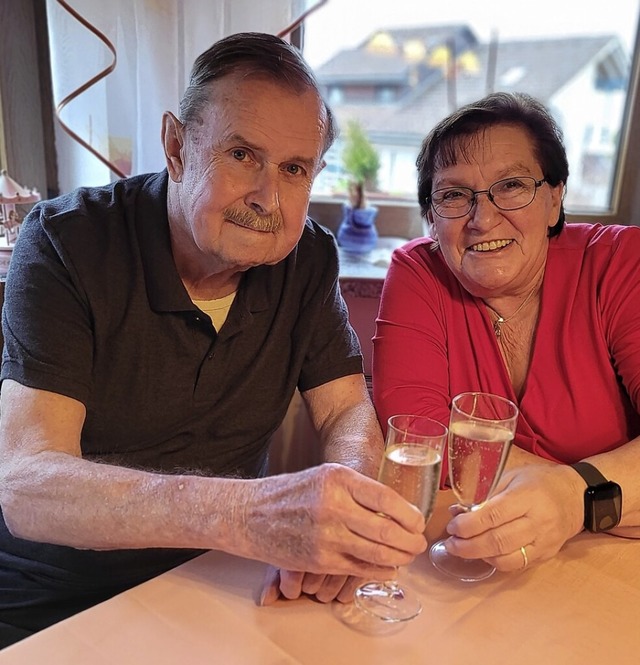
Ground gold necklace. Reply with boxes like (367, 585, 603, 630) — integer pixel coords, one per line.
(485, 285, 539, 338)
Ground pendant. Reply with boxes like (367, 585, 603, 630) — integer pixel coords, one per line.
(493, 317, 505, 337)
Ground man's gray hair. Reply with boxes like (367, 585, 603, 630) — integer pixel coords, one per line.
(179, 32, 336, 154)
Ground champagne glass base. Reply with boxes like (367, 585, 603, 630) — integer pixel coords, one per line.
(354, 581, 422, 622)
(429, 540, 496, 582)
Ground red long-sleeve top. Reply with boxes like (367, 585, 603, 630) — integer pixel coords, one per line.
(373, 223, 640, 479)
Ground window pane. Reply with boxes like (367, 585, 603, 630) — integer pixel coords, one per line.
(304, 1, 640, 214)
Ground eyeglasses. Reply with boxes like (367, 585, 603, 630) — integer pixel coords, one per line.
(428, 176, 546, 219)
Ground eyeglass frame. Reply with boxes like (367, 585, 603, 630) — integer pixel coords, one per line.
(427, 176, 547, 219)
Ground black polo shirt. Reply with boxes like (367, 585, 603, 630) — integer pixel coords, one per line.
(2, 169, 362, 475)
(0, 170, 362, 636)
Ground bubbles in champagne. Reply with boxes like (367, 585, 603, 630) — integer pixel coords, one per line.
(379, 445, 442, 519)
(448, 421, 513, 508)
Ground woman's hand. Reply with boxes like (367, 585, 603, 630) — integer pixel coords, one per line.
(441, 464, 586, 571)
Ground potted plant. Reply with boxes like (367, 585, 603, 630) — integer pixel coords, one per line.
(336, 120, 381, 254)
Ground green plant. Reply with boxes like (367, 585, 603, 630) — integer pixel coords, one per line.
(342, 120, 380, 208)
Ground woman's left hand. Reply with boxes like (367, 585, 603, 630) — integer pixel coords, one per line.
(442, 463, 587, 571)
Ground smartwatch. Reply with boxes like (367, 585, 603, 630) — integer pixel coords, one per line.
(570, 462, 622, 533)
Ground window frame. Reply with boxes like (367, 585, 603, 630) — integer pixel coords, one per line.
(600, 18, 640, 227)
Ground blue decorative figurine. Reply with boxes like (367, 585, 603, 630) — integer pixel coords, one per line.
(337, 183, 378, 254)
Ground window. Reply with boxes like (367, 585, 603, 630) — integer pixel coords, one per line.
(303, 1, 640, 225)
(376, 86, 396, 103)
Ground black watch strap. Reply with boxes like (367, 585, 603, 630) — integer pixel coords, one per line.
(570, 461, 622, 533)
(570, 461, 609, 487)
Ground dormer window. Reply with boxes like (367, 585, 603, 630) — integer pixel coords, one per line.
(500, 66, 526, 86)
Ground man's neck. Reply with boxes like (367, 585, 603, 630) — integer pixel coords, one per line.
(182, 271, 242, 301)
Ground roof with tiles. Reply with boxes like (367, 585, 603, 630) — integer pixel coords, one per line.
(316, 26, 628, 140)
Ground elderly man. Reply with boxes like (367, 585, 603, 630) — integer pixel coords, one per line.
(0, 33, 426, 647)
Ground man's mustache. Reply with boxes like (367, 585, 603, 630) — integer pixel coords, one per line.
(223, 207, 283, 233)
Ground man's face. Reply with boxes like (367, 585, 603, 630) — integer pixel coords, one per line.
(164, 72, 327, 274)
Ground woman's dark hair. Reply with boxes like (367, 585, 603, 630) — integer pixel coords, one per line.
(179, 32, 336, 154)
(416, 92, 569, 237)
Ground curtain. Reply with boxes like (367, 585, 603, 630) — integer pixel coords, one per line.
(46, 0, 311, 193)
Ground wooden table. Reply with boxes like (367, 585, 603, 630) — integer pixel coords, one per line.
(1, 491, 638, 664)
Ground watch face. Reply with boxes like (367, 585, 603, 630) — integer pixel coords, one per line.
(585, 482, 622, 532)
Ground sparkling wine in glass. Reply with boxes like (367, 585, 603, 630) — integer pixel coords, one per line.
(355, 414, 448, 622)
(429, 392, 519, 582)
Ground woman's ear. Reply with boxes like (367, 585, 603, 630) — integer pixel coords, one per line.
(161, 112, 185, 183)
(548, 181, 565, 229)
(425, 210, 437, 240)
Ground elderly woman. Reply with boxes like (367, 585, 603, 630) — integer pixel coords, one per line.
(373, 92, 640, 573)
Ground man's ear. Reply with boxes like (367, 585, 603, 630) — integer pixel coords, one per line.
(161, 112, 185, 183)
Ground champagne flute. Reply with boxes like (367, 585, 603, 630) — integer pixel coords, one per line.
(429, 391, 519, 582)
(354, 414, 448, 622)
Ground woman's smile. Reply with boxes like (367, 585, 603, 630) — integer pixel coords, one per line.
(468, 239, 514, 252)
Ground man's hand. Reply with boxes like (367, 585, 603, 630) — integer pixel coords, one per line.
(242, 463, 427, 582)
(259, 567, 363, 605)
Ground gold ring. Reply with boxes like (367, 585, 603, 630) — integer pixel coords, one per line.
(520, 545, 529, 569)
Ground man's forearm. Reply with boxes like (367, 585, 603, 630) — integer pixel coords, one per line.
(0, 450, 256, 553)
(317, 401, 383, 478)
(1, 450, 428, 579)
(301, 375, 384, 479)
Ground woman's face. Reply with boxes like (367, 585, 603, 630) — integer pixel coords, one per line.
(428, 123, 563, 299)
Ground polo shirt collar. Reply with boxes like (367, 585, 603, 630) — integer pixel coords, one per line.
(135, 170, 191, 313)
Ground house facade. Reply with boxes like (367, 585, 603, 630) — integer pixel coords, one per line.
(313, 24, 629, 210)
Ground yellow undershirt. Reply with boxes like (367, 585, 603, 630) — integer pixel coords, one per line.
(192, 291, 237, 332)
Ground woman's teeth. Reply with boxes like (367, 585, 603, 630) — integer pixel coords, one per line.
(470, 239, 513, 252)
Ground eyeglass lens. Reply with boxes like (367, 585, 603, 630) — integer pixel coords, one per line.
(431, 177, 542, 218)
